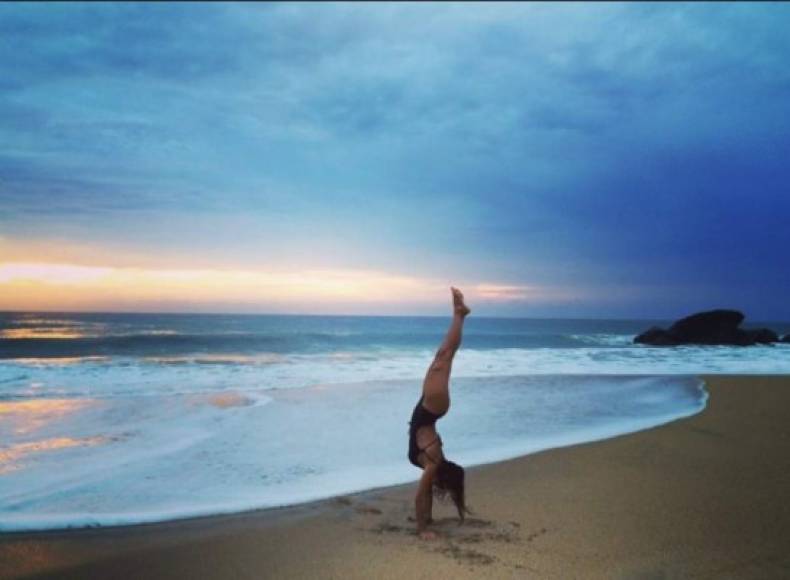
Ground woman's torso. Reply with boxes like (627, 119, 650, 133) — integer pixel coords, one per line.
(408, 396, 447, 467)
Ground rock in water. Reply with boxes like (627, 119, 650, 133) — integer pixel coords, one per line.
(667, 310, 745, 344)
(634, 327, 676, 346)
(634, 309, 779, 347)
(745, 329, 780, 344)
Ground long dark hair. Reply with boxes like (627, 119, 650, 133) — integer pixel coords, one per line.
(433, 459, 468, 520)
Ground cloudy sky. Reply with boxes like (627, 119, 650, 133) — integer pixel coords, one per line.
(1, 2, 789, 318)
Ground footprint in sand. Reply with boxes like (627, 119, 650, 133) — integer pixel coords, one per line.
(366, 510, 523, 570)
(355, 505, 383, 515)
(435, 543, 496, 566)
(373, 522, 405, 534)
(526, 527, 548, 542)
(461, 517, 495, 528)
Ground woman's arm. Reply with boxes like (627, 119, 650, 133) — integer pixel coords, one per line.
(415, 462, 438, 537)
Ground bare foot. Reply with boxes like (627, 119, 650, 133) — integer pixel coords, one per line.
(451, 287, 471, 317)
(418, 530, 439, 541)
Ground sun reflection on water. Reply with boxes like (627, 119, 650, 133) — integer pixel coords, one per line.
(8, 356, 109, 365)
(0, 398, 94, 435)
(0, 328, 90, 339)
(0, 436, 108, 474)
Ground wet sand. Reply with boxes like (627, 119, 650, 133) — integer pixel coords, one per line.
(2, 375, 790, 579)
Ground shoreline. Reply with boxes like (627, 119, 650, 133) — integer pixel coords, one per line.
(3, 375, 790, 579)
(0, 374, 705, 534)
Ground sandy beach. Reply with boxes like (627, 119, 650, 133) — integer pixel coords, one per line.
(2, 375, 789, 579)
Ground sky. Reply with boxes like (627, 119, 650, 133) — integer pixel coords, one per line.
(1, 2, 789, 319)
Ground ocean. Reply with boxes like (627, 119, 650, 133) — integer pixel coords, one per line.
(1, 312, 788, 531)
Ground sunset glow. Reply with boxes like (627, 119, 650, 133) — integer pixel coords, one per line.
(0, 260, 554, 314)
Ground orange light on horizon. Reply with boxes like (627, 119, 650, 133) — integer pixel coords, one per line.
(475, 284, 536, 300)
(0, 260, 572, 312)
(0, 263, 112, 285)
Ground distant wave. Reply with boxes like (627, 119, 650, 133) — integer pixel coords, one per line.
(0, 331, 634, 359)
(3, 343, 790, 403)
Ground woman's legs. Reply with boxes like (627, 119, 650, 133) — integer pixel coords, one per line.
(422, 287, 470, 413)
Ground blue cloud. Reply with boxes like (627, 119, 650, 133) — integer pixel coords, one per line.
(1, 2, 790, 317)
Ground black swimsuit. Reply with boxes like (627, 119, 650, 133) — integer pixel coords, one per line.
(408, 395, 445, 468)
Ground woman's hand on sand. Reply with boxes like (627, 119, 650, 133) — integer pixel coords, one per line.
(418, 530, 439, 541)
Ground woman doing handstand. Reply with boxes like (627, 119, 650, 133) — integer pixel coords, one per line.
(408, 286, 470, 540)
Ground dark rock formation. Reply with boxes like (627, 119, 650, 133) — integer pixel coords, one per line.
(745, 329, 780, 344)
(781, 334, 790, 343)
(667, 309, 744, 344)
(634, 309, 780, 347)
(633, 326, 676, 346)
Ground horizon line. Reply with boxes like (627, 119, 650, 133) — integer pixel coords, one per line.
(1, 308, 787, 325)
